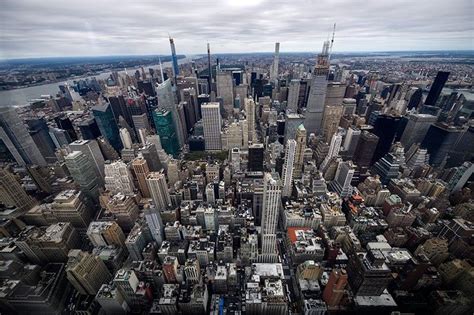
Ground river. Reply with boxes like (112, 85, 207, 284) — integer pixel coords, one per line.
(0, 56, 195, 107)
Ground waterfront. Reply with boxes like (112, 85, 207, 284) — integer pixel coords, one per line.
(0, 56, 195, 107)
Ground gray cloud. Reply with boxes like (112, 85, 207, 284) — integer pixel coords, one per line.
(0, 0, 472, 59)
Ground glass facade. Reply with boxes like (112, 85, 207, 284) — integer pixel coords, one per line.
(152, 109, 180, 157)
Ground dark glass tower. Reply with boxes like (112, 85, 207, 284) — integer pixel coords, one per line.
(371, 114, 403, 164)
(78, 118, 101, 140)
(353, 131, 379, 173)
(421, 123, 466, 167)
(248, 143, 264, 172)
(92, 103, 123, 152)
(425, 71, 449, 106)
(152, 109, 180, 157)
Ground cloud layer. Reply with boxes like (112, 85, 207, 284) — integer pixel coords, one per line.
(1, 0, 473, 59)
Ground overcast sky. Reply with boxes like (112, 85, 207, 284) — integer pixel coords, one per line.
(1, 0, 473, 59)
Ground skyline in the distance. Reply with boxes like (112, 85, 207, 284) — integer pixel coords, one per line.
(1, 0, 473, 59)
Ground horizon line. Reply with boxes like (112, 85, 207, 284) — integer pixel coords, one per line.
(1, 49, 473, 62)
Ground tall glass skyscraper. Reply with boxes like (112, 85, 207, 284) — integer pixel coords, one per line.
(92, 103, 123, 152)
(0, 108, 47, 166)
(152, 109, 180, 157)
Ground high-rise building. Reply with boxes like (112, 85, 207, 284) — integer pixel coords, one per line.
(66, 249, 112, 295)
(92, 103, 123, 152)
(146, 170, 171, 211)
(293, 124, 306, 178)
(216, 72, 234, 116)
(304, 41, 330, 135)
(282, 139, 296, 197)
(77, 118, 101, 140)
(260, 172, 281, 263)
(132, 157, 151, 197)
(372, 153, 402, 185)
(26, 117, 57, 163)
(284, 113, 305, 143)
(153, 110, 180, 157)
(184, 258, 201, 284)
(270, 42, 280, 82)
(104, 160, 135, 196)
(323, 269, 348, 307)
(321, 131, 343, 170)
(245, 98, 256, 142)
(50, 190, 94, 229)
(421, 123, 466, 167)
(119, 128, 133, 149)
(201, 103, 222, 151)
(0, 167, 37, 215)
(96, 283, 129, 315)
(156, 79, 185, 147)
(400, 113, 437, 150)
(15, 223, 81, 264)
(353, 131, 379, 173)
(0, 107, 47, 166)
(287, 79, 300, 112)
(248, 143, 264, 172)
(113, 269, 142, 308)
(330, 161, 355, 197)
(169, 37, 179, 78)
(342, 127, 361, 158)
(322, 105, 344, 143)
(87, 221, 126, 247)
(425, 71, 450, 106)
(347, 249, 392, 296)
(371, 114, 403, 164)
(64, 151, 100, 200)
(69, 139, 105, 179)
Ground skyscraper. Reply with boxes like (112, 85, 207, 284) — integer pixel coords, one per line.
(282, 139, 296, 197)
(169, 37, 179, 79)
(304, 41, 330, 135)
(66, 249, 112, 295)
(248, 143, 264, 172)
(371, 114, 403, 164)
(92, 103, 123, 152)
(0, 167, 37, 215)
(321, 131, 343, 170)
(293, 124, 306, 178)
(372, 153, 402, 185)
(146, 170, 171, 211)
(156, 78, 185, 147)
(201, 103, 222, 151)
(132, 157, 151, 198)
(287, 79, 300, 112)
(152, 110, 180, 157)
(260, 172, 281, 263)
(119, 128, 133, 149)
(64, 151, 100, 200)
(330, 161, 355, 197)
(104, 161, 135, 196)
(216, 72, 234, 116)
(26, 117, 57, 164)
(0, 107, 47, 166)
(342, 126, 361, 158)
(353, 131, 379, 173)
(425, 71, 450, 106)
(322, 104, 344, 143)
(69, 139, 105, 179)
(399, 113, 437, 150)
(421, 123, 466, 167)
(245, 98, 256, 142)
(270, 42, 280, 82)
